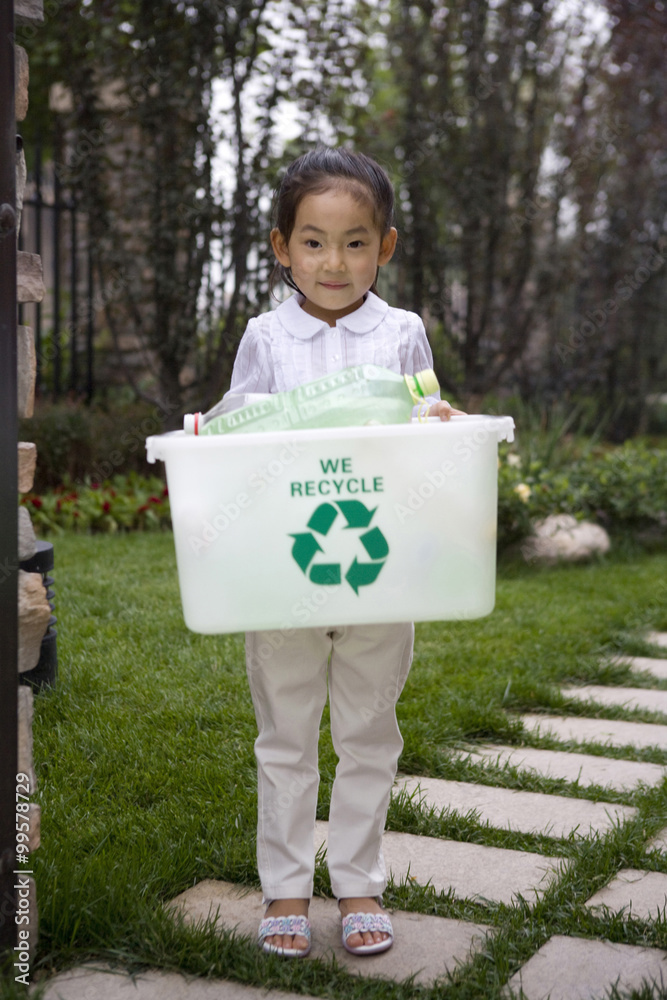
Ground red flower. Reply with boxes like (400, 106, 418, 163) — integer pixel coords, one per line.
(162, 486, 169, 497)
(73, 511, 80, 518)
(103, 500, 111, 512)
(149, 496, 161, 505)
(31, 497, 43, 509)
(137, 504, 150, 512)
(90, 482, 100, 490)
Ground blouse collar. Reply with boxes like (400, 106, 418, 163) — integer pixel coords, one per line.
(274, 291, 390, 340)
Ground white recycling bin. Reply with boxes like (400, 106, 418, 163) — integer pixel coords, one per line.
(146, 414, 514, 634)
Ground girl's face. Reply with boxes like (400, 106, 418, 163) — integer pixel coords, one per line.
(271, 186, 397, 326)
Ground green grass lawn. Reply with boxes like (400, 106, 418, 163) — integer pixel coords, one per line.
(11, 534, 667, 999)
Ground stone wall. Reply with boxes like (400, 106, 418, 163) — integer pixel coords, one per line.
(15, 0, 47, 964)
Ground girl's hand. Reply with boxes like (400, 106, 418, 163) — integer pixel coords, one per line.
(428, 400, 466, 421)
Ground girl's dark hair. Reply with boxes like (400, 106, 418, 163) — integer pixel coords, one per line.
(269, 146, 395, 298)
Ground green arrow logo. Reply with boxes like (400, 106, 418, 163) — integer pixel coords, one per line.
(308, 502, 338, 535)
(345, 557, 385, 594)
(360, 526, 389, 560)
(288, 500, 389, 595)
(289, 532, 323, 573)
(336, 500, 377, 528)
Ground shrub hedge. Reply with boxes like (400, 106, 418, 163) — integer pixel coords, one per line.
(497, 439, 667, 549)
(19, 439, 667, 551)
(20, 397, 169, 491)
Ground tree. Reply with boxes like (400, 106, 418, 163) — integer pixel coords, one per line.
(19, 0, 285, 422)
(554, 0, 667, 436)
(314, 0, 567, 406)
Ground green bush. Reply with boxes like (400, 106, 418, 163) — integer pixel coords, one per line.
(498, 438, 667, 548)
(20, 398, 168, 491)
(20, 399, 667, 551)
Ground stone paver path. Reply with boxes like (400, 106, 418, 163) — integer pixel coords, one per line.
(34, 630, 667, 1000)
(313, 821, 567, 905)
(561, 683, 667, 715)
(34, 966, 312, 1000)
(648, 825, 667, 852)
(166, 878, 493, 987)
(454, 743, 667, 790)
(614, 654, 667, 681)
(648, 632, 667, 648)
(396, 775, 636, 838)
(520, 712, 667, 749)
(585, 869, 667, 920)
(504, 935, 667, 1000)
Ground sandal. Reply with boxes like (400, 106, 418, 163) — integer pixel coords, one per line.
(258, 914, 312, 958)
(341, 910, 394, 955)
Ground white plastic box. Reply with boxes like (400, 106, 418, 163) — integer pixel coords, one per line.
(146, 414, 514, 634)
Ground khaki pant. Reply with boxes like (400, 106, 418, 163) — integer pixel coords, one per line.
(246, 622, 414, 900)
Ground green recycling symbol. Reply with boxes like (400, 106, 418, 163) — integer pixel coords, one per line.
(289, 501, 389, 594)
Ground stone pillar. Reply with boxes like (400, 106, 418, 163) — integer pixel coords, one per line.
(14, 0, 46, 969)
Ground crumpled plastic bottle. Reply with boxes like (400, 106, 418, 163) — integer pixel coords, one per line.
(183, 364, 439, 435)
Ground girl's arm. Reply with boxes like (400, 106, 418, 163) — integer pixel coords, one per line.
(405, 313, 465, 420)
(226, 316, 277, 396)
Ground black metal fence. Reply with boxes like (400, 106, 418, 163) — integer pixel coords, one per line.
(19, 139, 96, 402)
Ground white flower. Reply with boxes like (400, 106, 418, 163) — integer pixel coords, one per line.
(514, 482, 532, 503)
(506, 453, 522, 467)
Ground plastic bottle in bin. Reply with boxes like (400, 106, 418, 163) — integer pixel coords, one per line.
(183, 364, 439, 435)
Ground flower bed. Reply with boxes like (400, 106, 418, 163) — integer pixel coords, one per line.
(20, 440, 667, 551)
(20, 473, 171, 534)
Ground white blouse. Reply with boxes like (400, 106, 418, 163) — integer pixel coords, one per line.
(228, 291, 440, 403)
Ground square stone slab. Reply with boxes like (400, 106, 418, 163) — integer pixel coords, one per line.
(647, 632, 667, 649)
(166, 879, 493, 986)
(315, 821, 567, 906)
(504, 934, 667, 1000)
(520, 713, 667, 750)
(453, 744, 667, 791)
(585, 869, 667, 920)
(648, 826, 667, 852)
(395, 775, 636, 839)
(562, 685, 667, 716)
(613, 655, 667, 681)
(34, 965, 312, 1000)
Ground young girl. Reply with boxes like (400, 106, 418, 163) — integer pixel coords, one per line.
(227, 147, 459, 958)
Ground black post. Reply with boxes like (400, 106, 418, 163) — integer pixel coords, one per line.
(0, 0, 19, 957)
(86, 220, 94, 402)
(69, 199, 78, 394)
(52, 167, 61, 399)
